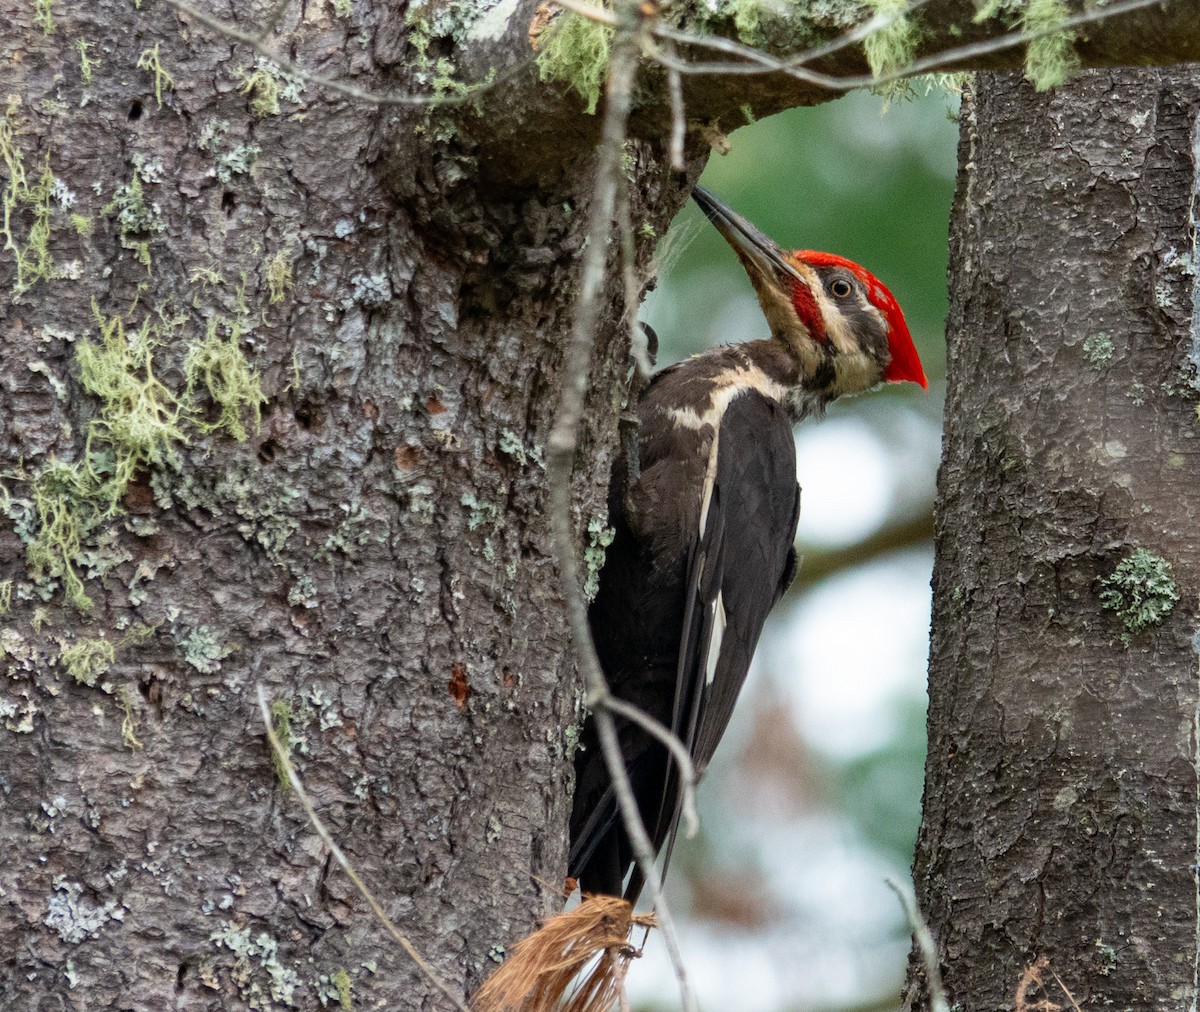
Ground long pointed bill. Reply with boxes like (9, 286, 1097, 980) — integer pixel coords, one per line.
(692, 186, 808, 290)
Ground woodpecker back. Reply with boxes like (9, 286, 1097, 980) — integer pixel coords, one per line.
(568, 187, 926, 901)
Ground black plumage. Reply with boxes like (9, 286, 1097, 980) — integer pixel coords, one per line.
(568, 347, 801, 900)
(567, 186, 925, 904)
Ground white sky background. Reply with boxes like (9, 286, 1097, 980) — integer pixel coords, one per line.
(626, 89, 957, 1011)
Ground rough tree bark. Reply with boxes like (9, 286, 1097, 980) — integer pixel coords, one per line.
(0, 0, 1197, 1009)
(915, 68, 1200, 1007)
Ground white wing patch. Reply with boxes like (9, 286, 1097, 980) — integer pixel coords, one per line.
(698, 425, 720, 537)
(669, 368, 789, 433)
(705, 591, 727, 686)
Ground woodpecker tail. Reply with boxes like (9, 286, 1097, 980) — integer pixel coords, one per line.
(471, 895, 655, 1012)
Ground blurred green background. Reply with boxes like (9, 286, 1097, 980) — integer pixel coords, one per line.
(630, 86, 959, 1011)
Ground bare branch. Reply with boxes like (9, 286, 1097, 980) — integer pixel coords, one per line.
(255, 686, 471, 1012)
(543, 0, 697, 1007)
(886, 877, 951, 1012)
(163, 0, 512, 108)
(559, 0, 1168, 94)
(787, 508, 935, 598)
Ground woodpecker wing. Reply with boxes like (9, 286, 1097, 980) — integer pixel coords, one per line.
(636, 387, 800, 898)
(570, 362, 800, 902)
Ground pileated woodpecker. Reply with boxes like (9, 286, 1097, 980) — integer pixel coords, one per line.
(569, 186, 927, 901)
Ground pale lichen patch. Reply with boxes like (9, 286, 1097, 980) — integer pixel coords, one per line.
(178, 625, 233, 673)
(45, 877, 125, 943)
(210, 922, 303, 1009)
(583, 516, 614, 601)
(1099, 548, 1180, 645)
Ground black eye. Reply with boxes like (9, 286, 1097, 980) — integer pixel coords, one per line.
(829, 278, 853, 298)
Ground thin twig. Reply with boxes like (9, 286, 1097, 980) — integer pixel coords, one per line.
(1048, 965, 1083, 1012)
(663, 0, 1164, 88)
(659, 38, 687, 171)
(559, 0, 1165, 94)
(604, 695, 699, 838)
(254, 0, 294, 43)
(782, 0, 938, 67)
(886, 877, 951, 1012)
(164, 0, 513, 107)
(543, 0, 697, 1008)
(255, 686, 471, 1012)
(649, 0, 938, 72)
(614, 170, 644, 383)
(553, 0, 928, 87)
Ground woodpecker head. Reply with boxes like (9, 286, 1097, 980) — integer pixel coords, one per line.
(692, 186, 927, 396)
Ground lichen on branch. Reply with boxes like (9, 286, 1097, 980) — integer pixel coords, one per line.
(536, 9, 613, 115)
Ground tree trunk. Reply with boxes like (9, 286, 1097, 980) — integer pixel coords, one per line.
(915, 67, 1200, 1008)
(0, 3, 686, 1006)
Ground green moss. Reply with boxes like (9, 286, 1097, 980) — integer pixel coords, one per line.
(184, 320, 266, 442)
(69, 212, 93, 236)
(27, 460, 111, 610)
(77, 310, 188, 492)
(12, 310, 192, 610)
(270, 699, 294, 790)
(136, 44, 175, 108)
(235, 60, 302, 118)
(331, 0, 352, 15)
(331, 968, 352, 1009)
(1021, 0, 1079, 91)
(864, 0, 922, 86)
(238, 69, 281, 117)
(117, 685, 143, 750)
(76, 39, 97, 84)
(1, 101, 56, 296)
(265, 250, 293, 305)
(7, 160, 55, 294)
(35, 0, 54, 34)
(972, 0, 1078, 90)
(973, 0, 1017, 22)
(401, 8, 492, 140)
(536, 11, 612, 116)
(189, 265, 225, 287)
(727, 0, 767, 48)
(61, 635, 115, 687)
(1099, 548, 1179, 645)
